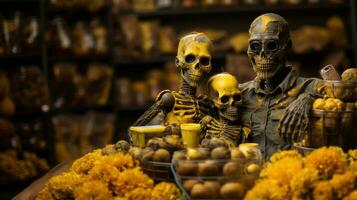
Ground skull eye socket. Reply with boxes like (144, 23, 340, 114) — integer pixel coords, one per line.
(199, 56, 210, 66)
(233, 94, 241, 102)
(266, 40, 278, 51)
(250, 41, 261, 53)
(185, 54, 196, 63)
(220, 95, 230, 104)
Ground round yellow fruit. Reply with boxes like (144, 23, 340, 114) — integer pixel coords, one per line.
(220, 182, 246, 199)
(231, 148, 245, 160)
(177, 161, 198, 176)
(191, 183, 210, 199)
(223, 161, 243, 176)
(246, 163, 260, 174)
(313, 98, 325, 110)
(197, 161, 219, 176)
(183, 179, 199, 193)
(153, 149, 171, 162)
(341, 68, 357, 81)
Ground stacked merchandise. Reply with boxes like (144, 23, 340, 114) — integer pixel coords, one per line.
(0, 68, 50, 184)
(114, 14, 349, 76)
(303, 68, 357, 150)
(52, 63, 113, 109)
(172, 145, 262, 199)
(0, 11, 40, 56)
(49, 0, 107, 12)
(53, 113, 115, 163)
(112, 0, 346, 12)
(115, 62, 180, 107)
(47, 18, 108, 56)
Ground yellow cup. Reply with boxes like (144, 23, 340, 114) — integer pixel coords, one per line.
(180, 123, 201, 148)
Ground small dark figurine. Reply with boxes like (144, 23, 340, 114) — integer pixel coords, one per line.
(240, 13, 319, 159)
(132, 32, 212, 134)
(200, 73, 250, 148)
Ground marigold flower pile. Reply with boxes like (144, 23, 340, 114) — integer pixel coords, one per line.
(35, 145, 182, 200)
(0, 150, 49, 183)
(245, 147, 357, 200)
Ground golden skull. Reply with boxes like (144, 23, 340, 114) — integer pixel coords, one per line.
(208, 73, 241, 122)
(176, 32, 212, 87)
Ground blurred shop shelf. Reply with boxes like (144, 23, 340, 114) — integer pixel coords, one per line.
(135, 3, 349, 18)
(116, 105, 151, 112)
(46, 5, 110, 16)
(0, 53, 42, 66)
(0, 110, 45, 120)
(48, 54, 111, 63)
(51, 105, 115, 115)
(114, 52, 226, 66)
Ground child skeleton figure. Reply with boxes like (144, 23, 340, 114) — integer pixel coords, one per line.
(200, 73, 250, 148)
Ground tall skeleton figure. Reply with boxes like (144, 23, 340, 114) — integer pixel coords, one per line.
(132, 33, 212, 134)
(240, 13, 319, 160)
(200, 73, 250, 148)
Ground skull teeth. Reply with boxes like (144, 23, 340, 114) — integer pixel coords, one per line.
(189, 74, 201, 81)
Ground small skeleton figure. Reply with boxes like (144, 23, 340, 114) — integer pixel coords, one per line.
(200, 73, 250, 148)
(132, 33, 212, 135)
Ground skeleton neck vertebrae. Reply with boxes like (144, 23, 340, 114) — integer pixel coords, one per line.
(179, 78, 196, 98)
(260, 66, 290, 92)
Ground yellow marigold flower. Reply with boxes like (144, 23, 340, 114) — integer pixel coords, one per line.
(74, 180, 112, 200)
(349, 162, 357, 176)
(312, 181, 333, 200)
(35, 186, 54, 200)
(88, 159, 121, 184)
(244, 179, 290, 200)
(125, 188, 152, 200)
(305, 146, 348, 178)
(330, 171, 355, 199)
(290, 168, 319, 200)
(261, 157, 303, 185)
(270, 150, 302, 163)
(71, 149, 102, 174)
(151, 182, 183, 200)
(101, 151, 136, 172)
(47, 171, 81, 199)
(348, 149, 357, 163)
(343, 190, 357, 200)
(113, 198, 128, 200)
(112, 167, 154, 196)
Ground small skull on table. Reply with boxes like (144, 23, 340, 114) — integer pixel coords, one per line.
(200, 73, 250, 148)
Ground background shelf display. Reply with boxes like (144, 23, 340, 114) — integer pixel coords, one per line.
(0, 0, 356, 198)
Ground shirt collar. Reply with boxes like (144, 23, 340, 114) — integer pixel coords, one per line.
(253, 68, 298, 95)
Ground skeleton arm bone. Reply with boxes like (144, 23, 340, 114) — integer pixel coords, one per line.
(131, 91, 175, 126)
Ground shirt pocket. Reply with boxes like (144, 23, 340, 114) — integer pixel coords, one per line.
(268, 109, 285, 144)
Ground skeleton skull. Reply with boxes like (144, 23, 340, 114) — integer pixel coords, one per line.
(208, 73, 241, 122)
(247, 13, 291, 80)
(176, 33, 212, 87)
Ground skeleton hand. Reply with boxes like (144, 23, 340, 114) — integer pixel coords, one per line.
(278, 94, 314, 142)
